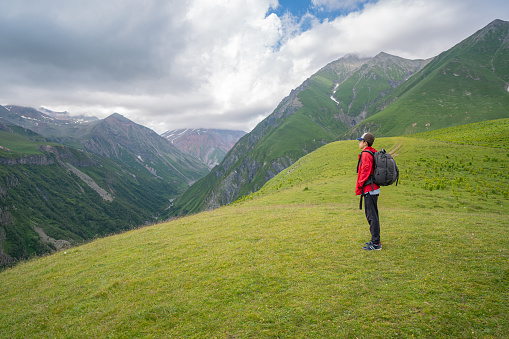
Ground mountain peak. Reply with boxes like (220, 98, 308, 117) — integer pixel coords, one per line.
(489, 18, 508, 27)
(106, 113, 129, 121)
(471, 18, 509, 42)
(374, 51, 393, 58)
(103, 113, 138, 127)
(371, 52, 400, 62)
(161, 129, 247, 169)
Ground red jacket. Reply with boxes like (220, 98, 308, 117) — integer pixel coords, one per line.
(356, 146, 380, 195)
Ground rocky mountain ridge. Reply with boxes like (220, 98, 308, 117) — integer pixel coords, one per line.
(162, 129, 246, 169)
(0, 105, 98, 138)
(0, 109, 209, 189)
(37, 107, 99, 123)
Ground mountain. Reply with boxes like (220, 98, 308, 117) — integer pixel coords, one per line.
(329, 52, 431, 127)
(62, 113, 209, 189)
(37, 107, 99, 123)
(161, 129, 247, 169)
(349, 19, 509, 137)
(168, 19, 509, 216)
(0, 123, 185, 265)
(0, 105, 98, 137)
(167, 53, 430, 215)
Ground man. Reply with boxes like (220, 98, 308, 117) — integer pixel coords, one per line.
(356, 132, 381, 251)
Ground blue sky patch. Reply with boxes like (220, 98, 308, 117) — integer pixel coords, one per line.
(268, 0, 372, 25)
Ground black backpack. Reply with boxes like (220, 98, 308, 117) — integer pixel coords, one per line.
(360, 149, 399, 187)
(357, 149, 399, 210)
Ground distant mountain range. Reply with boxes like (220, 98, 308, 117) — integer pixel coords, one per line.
(37, 106, 100, 123)
(162, 129, 246, 169)
(1, 106, 244, 171)
(1, 105, 98, 138)
(168, 19, 509, 216)
(0, 107, 209, 188)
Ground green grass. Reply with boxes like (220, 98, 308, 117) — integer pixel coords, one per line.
(0, 131, 59, 156)
(1, 123, 508, 338)
(409, 118, 509, 148)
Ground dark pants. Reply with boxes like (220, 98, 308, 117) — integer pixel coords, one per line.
(364, 193, 380, 244)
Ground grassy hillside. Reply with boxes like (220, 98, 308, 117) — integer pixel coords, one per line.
(0, 121, 508, 338)
(408, 117, 509, 148)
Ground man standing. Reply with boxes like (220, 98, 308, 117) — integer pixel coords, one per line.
(356, 132, 381, 251)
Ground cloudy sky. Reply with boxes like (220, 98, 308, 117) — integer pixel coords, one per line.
(0, 0, 507, 133)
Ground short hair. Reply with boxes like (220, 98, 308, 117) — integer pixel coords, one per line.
(363, 133, 375, 146)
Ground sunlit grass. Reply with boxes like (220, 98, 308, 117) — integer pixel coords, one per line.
(1, 128, 508, 338)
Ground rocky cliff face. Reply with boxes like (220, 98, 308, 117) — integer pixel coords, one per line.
(0, 153, 54, 166)
(0, 145, 98, 167)
(161, 129, 246, 169)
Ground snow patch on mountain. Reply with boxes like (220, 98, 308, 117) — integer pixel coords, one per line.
(330, 83, 340, 105)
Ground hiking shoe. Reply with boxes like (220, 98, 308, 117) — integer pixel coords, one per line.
(363, 242, 382, 250)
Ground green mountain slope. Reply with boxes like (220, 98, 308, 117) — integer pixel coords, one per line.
(1, 120, 507, 337)
(330, 52, 430, 123)
(168, 53, 428, 216)
(0, 126, 183, 265)
(350, 19, 509, 137)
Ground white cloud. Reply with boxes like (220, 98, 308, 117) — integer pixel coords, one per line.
(0, 0, 508, 133)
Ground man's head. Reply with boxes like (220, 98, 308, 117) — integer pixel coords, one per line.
(356, 132, 375, 147)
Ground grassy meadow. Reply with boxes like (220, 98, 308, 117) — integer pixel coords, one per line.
(0, 131, 59, 156)
(0, 120, 508, 338)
